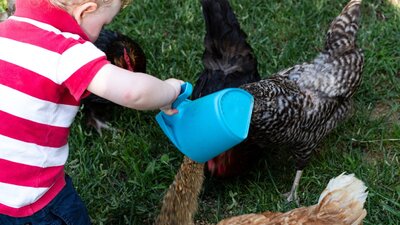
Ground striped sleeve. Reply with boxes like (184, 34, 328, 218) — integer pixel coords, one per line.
(58, 41, 110, 101)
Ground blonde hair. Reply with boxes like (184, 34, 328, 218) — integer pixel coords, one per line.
(50, 0, 131, 11)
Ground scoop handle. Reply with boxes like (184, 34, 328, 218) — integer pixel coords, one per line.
(172, 82, 193, 109)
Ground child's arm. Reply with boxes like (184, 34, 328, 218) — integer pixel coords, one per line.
(87, 64, 182, 114)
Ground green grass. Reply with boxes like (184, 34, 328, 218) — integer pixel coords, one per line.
(0, 0, 6, 13)
(67, 0, 400, 224)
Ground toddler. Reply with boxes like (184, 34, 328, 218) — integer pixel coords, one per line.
(0, 0, 183, 224)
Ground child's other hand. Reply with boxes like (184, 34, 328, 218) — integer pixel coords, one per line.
(160, 78, 184, 115)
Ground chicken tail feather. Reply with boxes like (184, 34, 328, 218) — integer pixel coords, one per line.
(301, 0, 364, 98)
(194, 0, 260, 99)
(317, 173, 368, 224)
(325, 0, 362, 54)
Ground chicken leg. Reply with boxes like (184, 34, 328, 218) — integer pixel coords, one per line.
(284, 170, 303, 205)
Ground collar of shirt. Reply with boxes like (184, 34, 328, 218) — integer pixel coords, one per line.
(14, 0, 90, 41)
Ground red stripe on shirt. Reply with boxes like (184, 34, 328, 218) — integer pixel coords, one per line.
(0, 159, 64, 187)
(0, 110, 69, 148)
(64, 57, 109, 100)
(15, 0, 90, 41)
(0, 60, 79, 106)
(0, 19, 109, 102)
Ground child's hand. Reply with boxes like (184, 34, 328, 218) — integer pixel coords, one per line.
(160, 78, 184, 115)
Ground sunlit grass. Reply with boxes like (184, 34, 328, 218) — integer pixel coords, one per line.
(0, 0, 5, 11)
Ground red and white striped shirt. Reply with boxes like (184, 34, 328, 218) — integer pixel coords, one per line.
(0, 0, 109, 217)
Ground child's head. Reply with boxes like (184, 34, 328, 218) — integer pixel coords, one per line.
(49, 0, 130, 42)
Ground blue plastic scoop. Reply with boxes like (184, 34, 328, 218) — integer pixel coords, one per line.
(156, 82, 253, 163)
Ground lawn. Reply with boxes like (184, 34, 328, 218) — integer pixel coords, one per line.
(66, 0, 400, 224)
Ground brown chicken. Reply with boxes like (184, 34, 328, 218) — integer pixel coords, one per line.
(81, 29, 146, 135)
(155, 156, 368, 225)
(155, 157, 205, 225)
(197, 0, 364, 203)
(217, 173, 368, 225)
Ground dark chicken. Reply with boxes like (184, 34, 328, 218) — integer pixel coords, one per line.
(193, 0, 263, 178)
(196, 0, 364, 203)
(81, 29, 146, 135)
(192, 0, 261, 98)
(94, 29, 146, 73)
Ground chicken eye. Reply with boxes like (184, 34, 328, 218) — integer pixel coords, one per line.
(289, 74, 300, 81)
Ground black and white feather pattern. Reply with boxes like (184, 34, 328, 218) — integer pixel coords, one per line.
(197, 0, 364, 174)
(240, 0, 364, 169)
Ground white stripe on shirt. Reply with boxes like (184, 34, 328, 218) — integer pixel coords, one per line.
(0, 182, 48, 208)
(0, 37, 104, 85)
(0, 84, 79, 127)
(0, 37, 60, 83)
(0, 135, 68, 168)
(57, 41, 106, 83)
(8, 16, 106, 84)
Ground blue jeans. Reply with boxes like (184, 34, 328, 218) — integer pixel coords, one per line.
(0, 175, 91, 225)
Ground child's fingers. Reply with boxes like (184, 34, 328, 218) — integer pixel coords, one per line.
(161, 108, 179, 116)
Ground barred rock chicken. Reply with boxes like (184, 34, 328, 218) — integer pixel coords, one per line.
(155, 156, 368, 225)
(81, 29, 146, 135)
(197, 0, 364, 203)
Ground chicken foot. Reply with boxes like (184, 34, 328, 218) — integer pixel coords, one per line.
(283, 170, 303, 205)
(88, 114, 119, 136)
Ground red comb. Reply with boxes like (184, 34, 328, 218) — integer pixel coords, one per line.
(123, 48, 134, 71)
